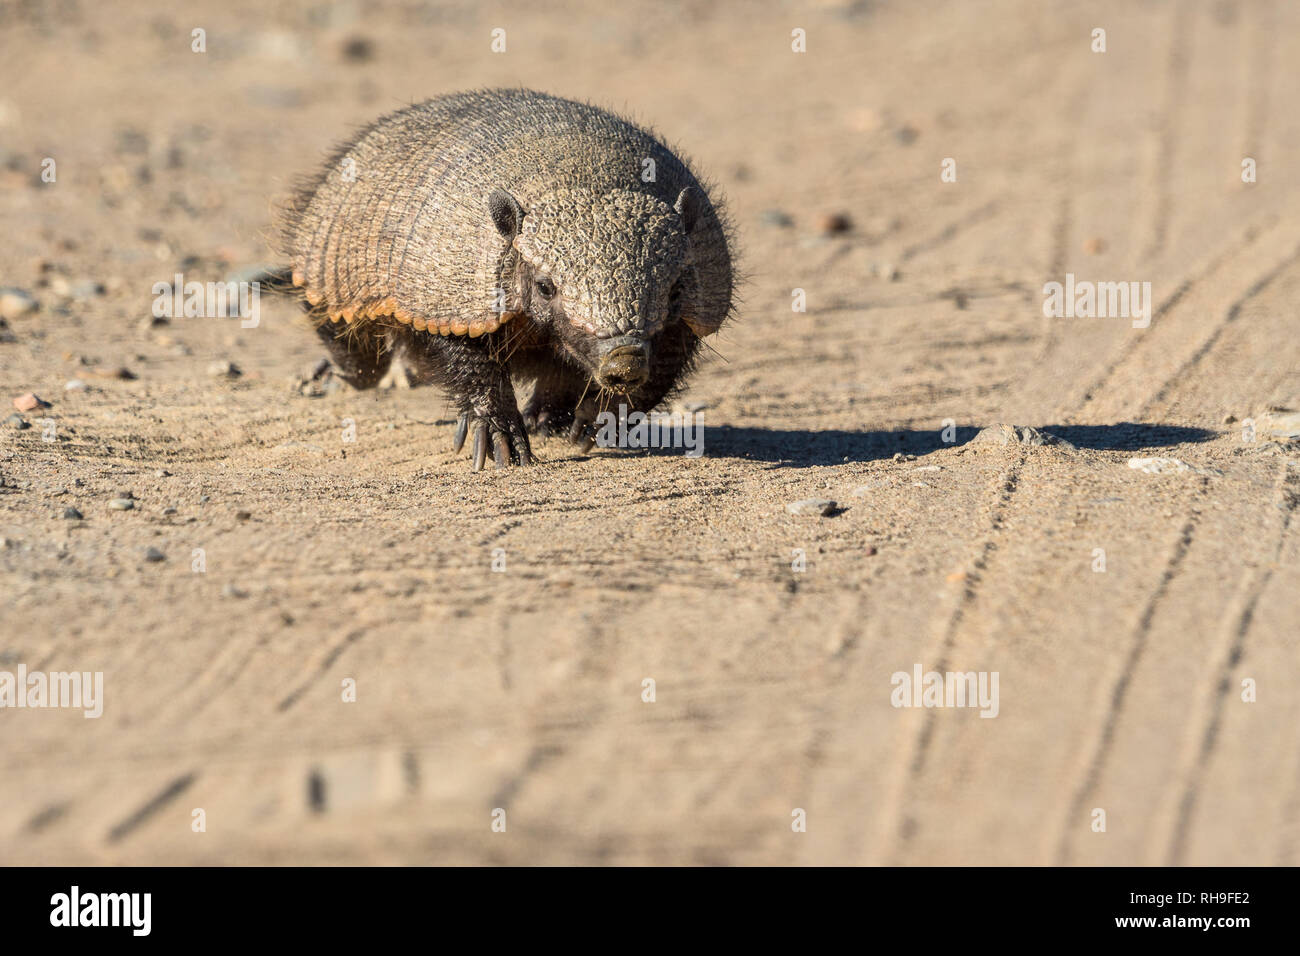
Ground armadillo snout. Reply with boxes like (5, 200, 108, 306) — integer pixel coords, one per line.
(597, 338, 651, 391)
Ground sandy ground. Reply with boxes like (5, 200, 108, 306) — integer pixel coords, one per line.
(0, 0, 1297, 866)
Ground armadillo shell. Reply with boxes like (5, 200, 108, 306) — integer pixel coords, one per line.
(281, 89, 733, 339)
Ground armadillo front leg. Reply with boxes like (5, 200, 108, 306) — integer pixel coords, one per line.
(415, 334, 533, 471)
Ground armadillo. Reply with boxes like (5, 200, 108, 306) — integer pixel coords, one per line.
(274, 88, 734, 471)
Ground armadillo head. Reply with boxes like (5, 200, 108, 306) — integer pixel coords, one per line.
(490, 186, 707, 393)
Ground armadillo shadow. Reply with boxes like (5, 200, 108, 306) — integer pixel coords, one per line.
(689, 422, 1217, 468)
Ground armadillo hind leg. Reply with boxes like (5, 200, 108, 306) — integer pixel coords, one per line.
(313, 320, 394, 390)
(392, 326, 451, 386)
(521, 366, 592, 436)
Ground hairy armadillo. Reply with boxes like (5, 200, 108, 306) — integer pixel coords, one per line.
(275, 88, 734, 471)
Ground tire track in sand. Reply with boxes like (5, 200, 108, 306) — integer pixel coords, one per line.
(874, 453, 1027, 863)
(1050, 505, 1204, 864)
(1137, 241, 1300, 419)
(1138, 4, 1192, 265)
(1156, 458, 1299, 864)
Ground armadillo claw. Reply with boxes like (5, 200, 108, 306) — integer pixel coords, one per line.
(452, 412, 469, 453)
(458, 412, 534, 471)
(472, 421, 489, 472)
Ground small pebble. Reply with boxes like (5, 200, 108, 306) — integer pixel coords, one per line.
(4, 413, 28, 430)
(1127, 457, 1219, 476)
(143, 547, 166, 562)
(89, 366, 136, 381)
(0, 288, 38, 320)
(817, 212, 853, 235)
(341, 34, 375, 62)
(208, 360, 241, 378)
(108, 497, 135, 510)
(64, 379, 87, 392)
(760, 209, 794, 228)
(1128, 457, 1190, 474)
(12, 392, 48, 412)
(787, 498, 837, 516)
(69, 279, 105, 300)
(893, 125, 919, 146)
(62, 507, 83, 520)
(235, 510, 252, 521)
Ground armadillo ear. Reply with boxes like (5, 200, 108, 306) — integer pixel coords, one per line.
(674, 186, 701, 234)
(488, 189, 525, 240)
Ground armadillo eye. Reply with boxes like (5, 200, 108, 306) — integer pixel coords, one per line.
(534, 278, 556, 300)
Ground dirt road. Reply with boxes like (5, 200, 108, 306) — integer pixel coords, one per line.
(1, 0, 1297, 865)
